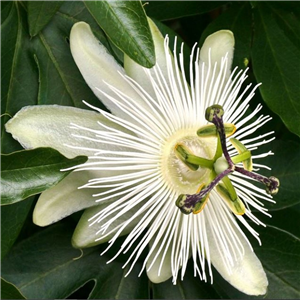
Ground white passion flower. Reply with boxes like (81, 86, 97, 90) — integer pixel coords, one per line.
(6, 20, 280, 296)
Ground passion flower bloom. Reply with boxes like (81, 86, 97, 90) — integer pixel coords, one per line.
(6, 19, 279, 296)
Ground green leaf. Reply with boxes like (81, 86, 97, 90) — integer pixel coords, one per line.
(263, 0, 300, 16)
(1, 197, 34, 259)
(1, 1, 108, 120)
(84, 0, 155, 68)
(252, 3, 300, 137)
(144, 1, 226, 21)
(27, 1, 64, 37)
(1, 2, 39, 116)
(1, 278, 25, 300)
(1, 223, 149, 299)
(257, 140, 300, 210)
(1, 148, 87, 205)
(253, 226, 300, 299)
(199, 2, 252, 69)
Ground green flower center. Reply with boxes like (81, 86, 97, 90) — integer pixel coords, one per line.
(161, 129, 217, 195)
(173, 105, 280, 216)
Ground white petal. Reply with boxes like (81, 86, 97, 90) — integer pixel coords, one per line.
(72, 202, 142, 248)
(207, 220, 268, 296)
(200, 30, 235, 76)
(70, 22, 144, 120)
(146, 237, 173, 283)
(5, 105, 120, 158)
(33, 170, 99, 227)
(124, 18, 166, 97)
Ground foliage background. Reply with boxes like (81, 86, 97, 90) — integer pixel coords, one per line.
(1, 1, 300, 299)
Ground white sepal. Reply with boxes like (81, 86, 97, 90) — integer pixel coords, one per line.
(70, 22, 145, 120)
(33, 170, 99, 226)
(5, 105, 122, 158)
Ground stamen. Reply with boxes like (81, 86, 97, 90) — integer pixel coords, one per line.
(235, 167, 280, 195)
(175, 104, 279, 215)
(205, 104, 279, 196)
(176, 167, 233, 214)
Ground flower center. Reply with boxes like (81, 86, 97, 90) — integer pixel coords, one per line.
(174, 104, 280, 216)
(161, 128, 217, 194)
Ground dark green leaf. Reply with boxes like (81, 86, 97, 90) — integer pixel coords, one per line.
(1, 197, 34, 259)
(263, 0, 300, 16)
(1, 223, 149, 299)
(1, 148, 87, 205)
(84, 0, 155, 68)
(144, 1, 226, 21)
(254, 226, 300, 299)
(1, 1, 108, 120)
(27, 1, 64, 37)
(1, 1, 13, 23)
(1, 278, 25, 300)
(31, 4, 108, 110)
(252, 3, 300, 137)
(1, 2, 39, 116)
(258, 140, 300, 210)
(199, 2, 252, 69)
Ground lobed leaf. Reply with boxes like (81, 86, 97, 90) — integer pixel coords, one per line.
(1, 223, 149, 299)
(1, 1, 110, 153)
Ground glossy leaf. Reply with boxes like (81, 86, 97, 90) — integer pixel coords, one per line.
(1, 197, 34, 259)
(144, 1, 226, 21)
(84, 0, 155, 68)
(27, 1, 63, 36)
(1, 278, 25, 300)
(1, 223, 149, 299)
(1, 148, 87, 205)
(252, 3, 300, 137)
